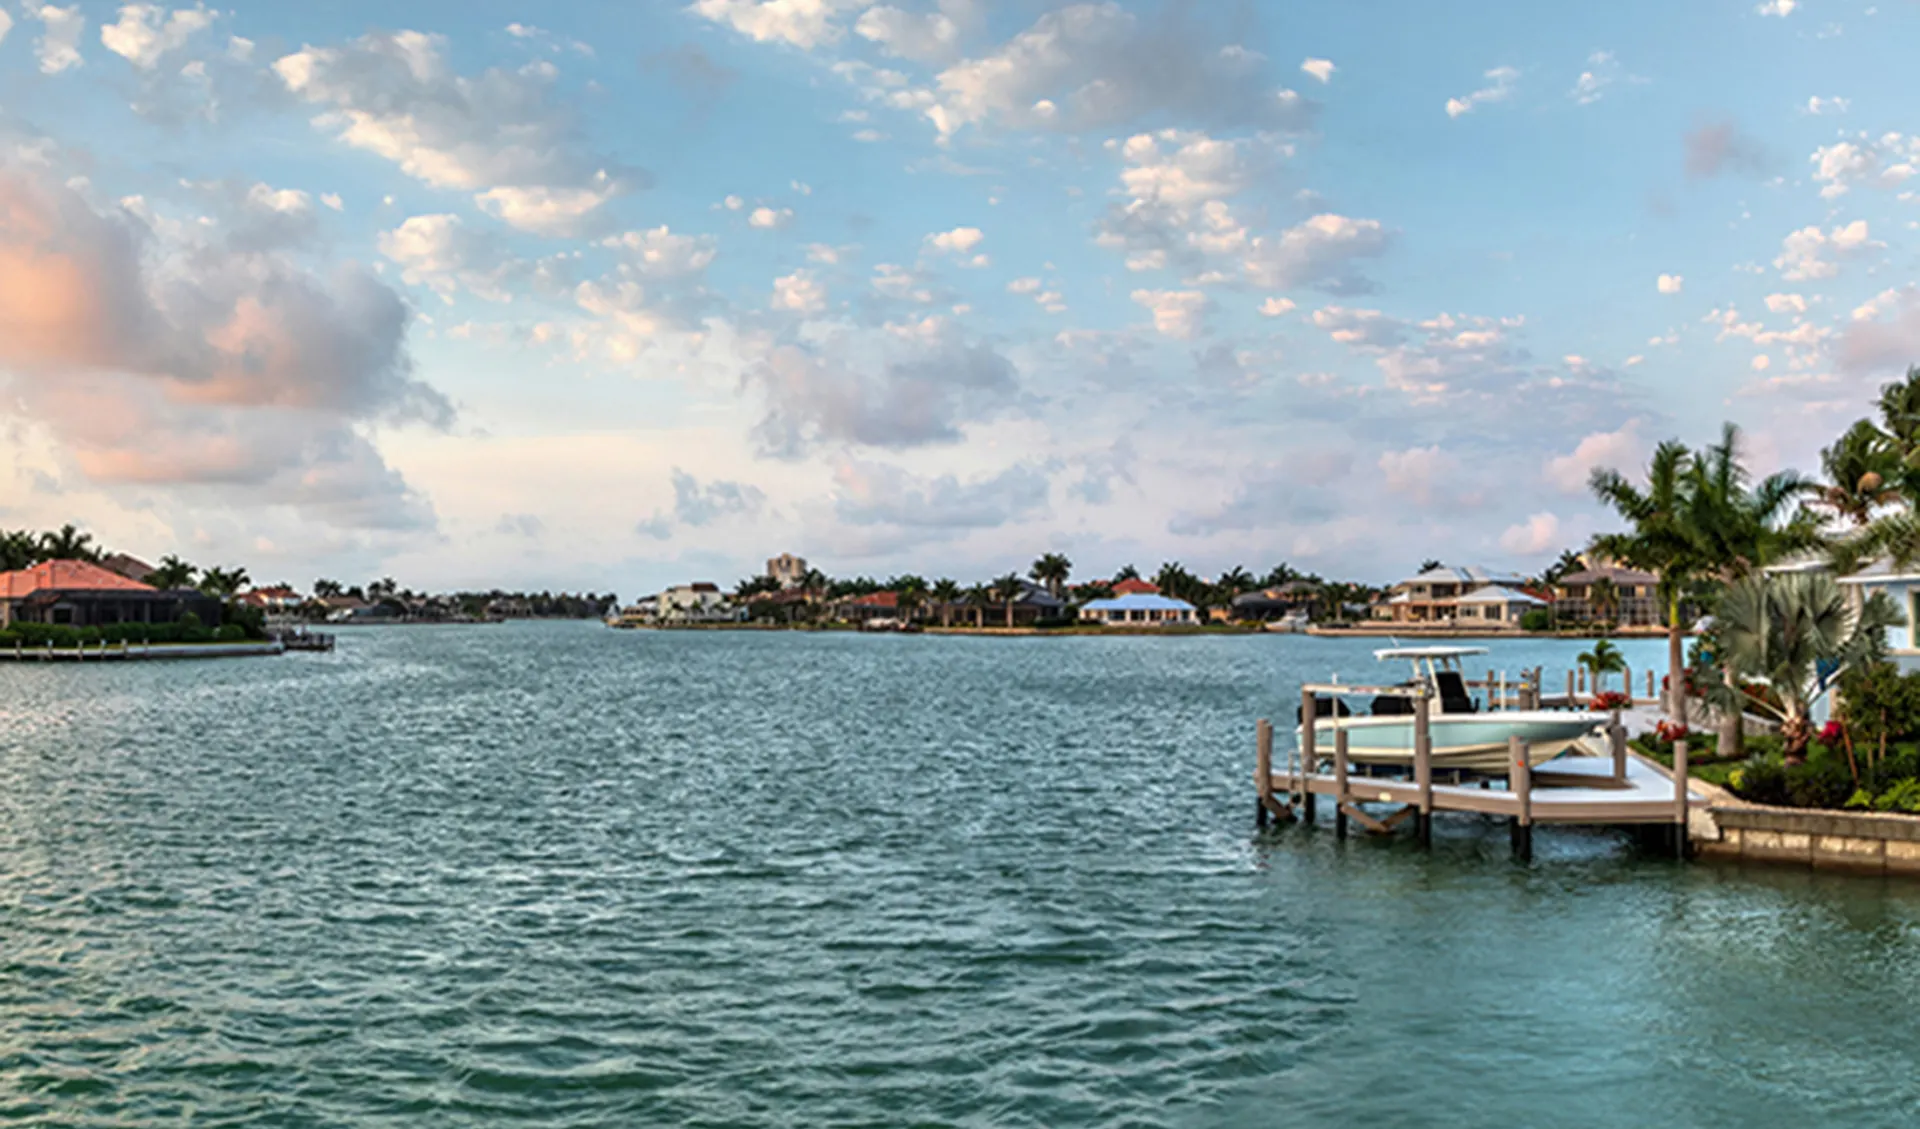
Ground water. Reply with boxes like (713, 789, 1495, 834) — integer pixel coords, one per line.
(3, 624, 1917, 1126)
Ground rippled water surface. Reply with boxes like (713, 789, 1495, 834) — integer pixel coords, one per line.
(4, 624, 1919, 1126)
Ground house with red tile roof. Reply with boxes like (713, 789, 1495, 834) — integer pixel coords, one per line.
(0, 560, 222, 629)
(1112, 578, 1160, 596)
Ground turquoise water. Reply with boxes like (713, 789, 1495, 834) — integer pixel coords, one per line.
(3, 624, 1918, 1126)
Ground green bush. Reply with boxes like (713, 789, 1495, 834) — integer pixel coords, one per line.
(1519, 608, 1551, 631)
(1786, 758, 1855, 809)
(1734, 758, 1789, 806)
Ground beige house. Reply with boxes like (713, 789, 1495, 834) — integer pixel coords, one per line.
(1373, 565, 1529, 625)
(1553, 564, 1661, 626)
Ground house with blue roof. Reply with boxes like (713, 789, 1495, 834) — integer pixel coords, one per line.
(1079, 593, 1199, 627)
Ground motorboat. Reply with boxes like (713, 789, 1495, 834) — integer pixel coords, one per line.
(1296, 645, 1605, 772)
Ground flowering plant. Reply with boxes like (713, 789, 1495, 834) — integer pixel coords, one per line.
(1819, 720, 1845, 747)
(1654, 719, 1690, 744)
(1591, 690, 1632, 711)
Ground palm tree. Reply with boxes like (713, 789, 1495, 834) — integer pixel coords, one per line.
(1543, 549, 1585, 586)
(1708, 572, 1900, 764)
(39, 524, 98, 562)
(146, 555, 197, 590)
(965, 583, 992, 627)
(993, 573, 1023, 628)
(1114, 563, 1140, 581)
(313, 578, 343, 599)
(1875, 364, 1920, 462)
(896, 575, 928, 624)
(198, 566, 250, 600)
(930, 579, 960, 627)
(1576, 638, 1627, 696)
(1590, 440, 1701, 719)
(1217, 566, 1254, 596)
(1587, 576, 1621, 629)
(1, 530, 41, 570)
(1030, 553, 1072, 599)
(1810, 419, 1901, 528)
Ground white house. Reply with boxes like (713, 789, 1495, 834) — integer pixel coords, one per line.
(658, 582, 742, 623)
(1452, 584, 1548, 629)
(1837, 560, 1920, 667)
(1079, 593, 1199, 626)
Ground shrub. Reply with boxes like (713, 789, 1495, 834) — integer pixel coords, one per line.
(1876, 778, 1920, 813)
(1786, 758, 1855, 809)
(214, 623, 245, 642)
(1519, 608, 1551, 631)
(1735, 758, 1789, 806)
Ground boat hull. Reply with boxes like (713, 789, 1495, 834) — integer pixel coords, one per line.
(1297, 711, 1606, 772)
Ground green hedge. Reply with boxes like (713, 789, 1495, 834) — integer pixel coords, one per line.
(0, 620, 217, 647)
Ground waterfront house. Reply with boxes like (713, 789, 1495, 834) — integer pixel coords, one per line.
(0, 559, 222, 628)
(835, 591, 902, 624)
(1551, 563, 1661, 626)
(1372, 565, 1528, 626)
(1451, 585, 1548, 630)
(239, 585, 303, 612)
(659, 582, 743, 623)
(767, 553, 808, 589)
(98, 552, 156, 584)
(1080, 593, 1199, 626)
(1230, 581, 1318, 622)
(1112, 577, 1161, 596)
(1831, 560, 1920, 671)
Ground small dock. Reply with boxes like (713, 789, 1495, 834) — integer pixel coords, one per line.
(1255, 680, 1705, 861)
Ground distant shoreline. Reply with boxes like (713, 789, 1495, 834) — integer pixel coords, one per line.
(606, 621, 1655, 640)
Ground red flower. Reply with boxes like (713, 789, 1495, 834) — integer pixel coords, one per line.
(1655, 719, 1690, 743)
(1591, 690, 1632, 711)
(1819, 720, 1844, 746)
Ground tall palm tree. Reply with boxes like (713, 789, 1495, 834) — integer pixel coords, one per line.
(896, 575, 928, 624)
(1114, 563, 1140, 581)
(1683, 423, 1821, 579)
(965, 583, 992, 627)
(313, 578, 342, 599)
(1587, 576, 1621, 629)
(1874, 365, 1920, 462)
(146, 555, 197, 590)
(1217, 566, 1254, 596)
(930, 579, 960, 627)
(1543, 548, 1585, 586)
(1709, 572, 1899, 764)
(1029, 553, 1072, 599)
(1590, 440, 1702, 718)
(993, 573, 1023, 628)
(1810, 419, 1901, 528)
(39, 524, 98, 562)
(198, 566, 250, 600)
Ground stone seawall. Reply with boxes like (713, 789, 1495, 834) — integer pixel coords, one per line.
(1699, 806, 1920, 875)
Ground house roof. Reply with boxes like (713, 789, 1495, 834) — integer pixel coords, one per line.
(848, 591, 899, 608)
(1111, 578, 1160, 595)
(98, 552, 155, 583)
(1400, 565, 1526, 587)
(1456, 584, 1548, 605)
(1083, 593, 1198, 612)
(0, 559, 157, 599)
(1557, 565, 1658, 586)
(690, 582, 721, 593)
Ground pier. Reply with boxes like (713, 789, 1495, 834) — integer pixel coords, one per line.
(1255, 678, 1704, 861)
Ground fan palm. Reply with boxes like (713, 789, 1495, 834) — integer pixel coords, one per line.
(1708, 572, 1900, 764)
(1029, 553, 1072, 599)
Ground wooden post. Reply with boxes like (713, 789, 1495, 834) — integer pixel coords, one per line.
(1255, 718, 1274, 827)
(1510, 734, 1532, 862)
(1414, 693, 1433, 846)
(1299, 689, 1318, 813)
(1577, 668, 1587, 696)
(1623, 664, 1633, 706)
(1646, 668, 1655, 701)
(1566, 670, 1575, 704)
(1674, 737, 1690, 860)
(1610, 709, 1627, 784)
(1333, 727, 1350, 840)
(1486, 668, 1496, 710)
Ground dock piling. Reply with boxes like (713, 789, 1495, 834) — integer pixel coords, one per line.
(1255, 718, 1274, 828)
(1609, 710, 1627, 784)
(1510, 734, 1533, 862)
(1299, 689, 1318, 819)
(1333, 728, 1350, 840)
(1413, 694, 1433, 847)
(1673, 737, 1690, 860)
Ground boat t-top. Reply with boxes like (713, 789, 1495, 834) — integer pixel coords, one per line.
(1296, 645, 1606, 773)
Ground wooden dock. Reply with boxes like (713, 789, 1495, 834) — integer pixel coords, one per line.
(1255, 681, 1703, 861)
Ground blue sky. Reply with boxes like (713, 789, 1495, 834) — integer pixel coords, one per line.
(1, 0, 1917, 596)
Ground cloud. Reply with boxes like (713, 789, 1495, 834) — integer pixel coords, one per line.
(1569, 50, 1638, 105)
(601, 226, 718, 278)
(640, 42, 738, 105)
(1300, 57, 1334, 83)
(495, 512, 545, 538)
(1836, 288, 1920, 378)
(1545, 423, 1645, 493)
(855, 4, 962, 65)
(274, 30, 636, 234)
(925, 225, 984, 254)
(636, 468, 766, 539)
(1243, 213, 1392, 293)
(1774, 219, 1878, 281)
(1657, 273, 1683, 294)
(1806, 95, 1849, 116)
(748, 205, 793, 229)
(688, 0, 866, 49)
(1756, 0, 1796, 15)
(100, 3, 215, 69)
(771, 269, 827, 313)
(832, 458, 1050, 530)
(1378, 446, 1457, 503)
(1810, 134, 1920, 198)
(0, 165, 443, 530)
(1259, 296, 1296, 317)
(1445, 65, 1516, 118)
(31, 4, 86, 73)
(1311, 305, 1405, 348)
(744, 333, 1019, 457)
(922, 3, 1317, 138)
(1499, 512, 1561, 555)
(1684, 121, 1769, 179)
(1130, 288, 1210, 339)
(379, 213, 516, 301)
(1765, 292, 1807, 314)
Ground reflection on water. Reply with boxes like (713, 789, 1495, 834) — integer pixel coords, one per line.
(1, 625, 1915, 1126)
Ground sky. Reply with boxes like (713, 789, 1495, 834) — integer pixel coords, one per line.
(2, 0, 1918, 596)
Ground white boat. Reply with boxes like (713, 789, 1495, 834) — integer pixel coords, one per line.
(1297, 645, 1605, 772)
